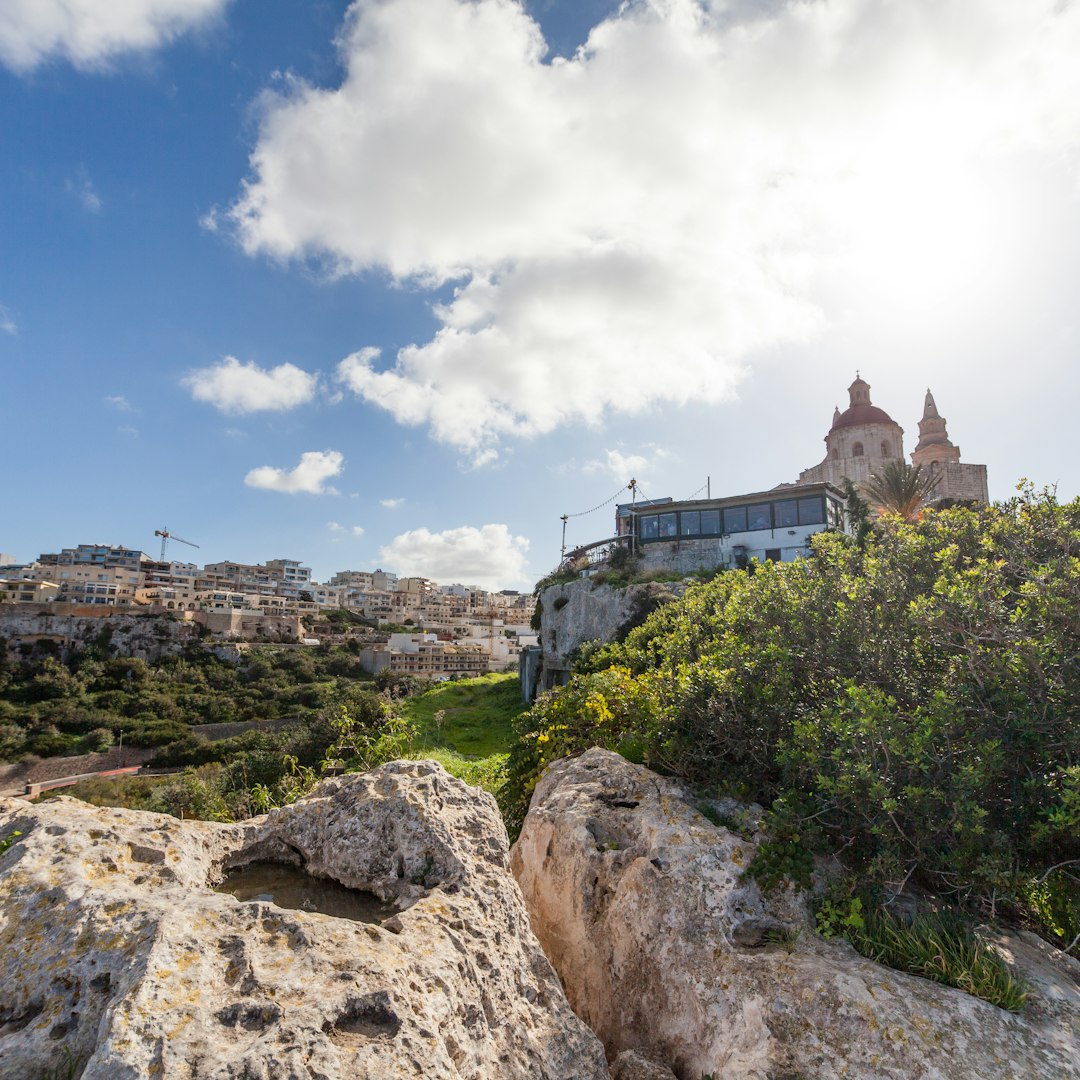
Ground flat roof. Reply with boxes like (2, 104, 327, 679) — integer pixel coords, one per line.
(625, 481, 845, 515)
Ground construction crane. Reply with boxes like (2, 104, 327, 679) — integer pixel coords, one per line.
(154, 527, 200, 563)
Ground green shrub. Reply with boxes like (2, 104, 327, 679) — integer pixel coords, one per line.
(500, 666, 655, 839)
(534, 561, 584, 592)
(505, 488, 1080, 925)
(1022, 868, 1080, 956)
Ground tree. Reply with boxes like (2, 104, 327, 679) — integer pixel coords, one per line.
(865, 460, 940, 521)
(840, 477, 872, 547)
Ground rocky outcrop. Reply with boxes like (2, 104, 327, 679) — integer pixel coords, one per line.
(0, 760, 608, 1080)
(0, 607, 303, 659)
(535, 579, 685, 693)
(0, 608, 205, 662)
(512, 748, 1080, 1080)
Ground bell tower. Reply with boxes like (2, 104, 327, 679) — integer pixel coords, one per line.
(847, 373, 872, 408)
(911, 389, 961, 468)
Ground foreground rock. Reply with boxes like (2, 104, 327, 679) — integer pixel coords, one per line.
(0, 760, 608, 1080)
(512, 748, 1080, 1080)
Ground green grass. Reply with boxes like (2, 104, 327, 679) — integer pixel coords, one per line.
(412, 748, 510, 795)
(401, 673, 524, 758)
(39, 1046, 86, 1080)
(832, 906, 1029, 1013)
(399, 673, 524, 797)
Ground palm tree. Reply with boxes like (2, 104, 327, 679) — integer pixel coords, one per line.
(840, 477, 873, 547)
(864, 460, 940, 522)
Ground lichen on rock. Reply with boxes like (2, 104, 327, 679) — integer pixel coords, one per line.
(0, 760, 608, 1080)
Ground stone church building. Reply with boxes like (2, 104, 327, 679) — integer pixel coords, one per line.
(796, 374, 989, 504)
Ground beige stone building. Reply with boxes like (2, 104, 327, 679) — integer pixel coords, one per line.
(0, 579, 59, 604)
(908, 389, 989, 504)
(796, 375, 988, 505)
(357, 633, 489, 680)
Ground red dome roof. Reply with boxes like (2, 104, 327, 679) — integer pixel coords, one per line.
(830, 404, 898, 431)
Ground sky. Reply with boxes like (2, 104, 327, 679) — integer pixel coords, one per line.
(2, 0, 1079, 591)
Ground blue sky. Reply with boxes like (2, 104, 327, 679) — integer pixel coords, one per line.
(2, 0, 1079, 590)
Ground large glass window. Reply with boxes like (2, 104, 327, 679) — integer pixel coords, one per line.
(774, 500, 799, 528)
(639, 515, 659, 540)
(700, 509, 720, 534)
(747, 504, 772, 530)
(680, 511, 700, 536)
(723, 506, 747, 533)
(658, 513, 677, 538)
(798, 496, 825, 525)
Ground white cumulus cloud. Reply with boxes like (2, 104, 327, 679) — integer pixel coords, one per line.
(379, 524, 530, 590)
(245, 450, 344, 495)
(0, 0, 231, 73)
(233, 0, 1080, 455)
(380, 497, 404, 509)
(584, 448, 652, 484)
(184, 356, 317, 415)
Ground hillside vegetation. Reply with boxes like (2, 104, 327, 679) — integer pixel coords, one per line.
(0, 641, 373, 759)
(503, 486, 1080, 958)
(40, 669, 522, 821)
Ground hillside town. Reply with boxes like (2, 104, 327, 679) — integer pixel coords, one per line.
(0, 544, 536, 680)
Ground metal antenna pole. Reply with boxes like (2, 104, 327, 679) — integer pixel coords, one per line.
(560, 514, 568, 560)
(707, 475, 711, 499)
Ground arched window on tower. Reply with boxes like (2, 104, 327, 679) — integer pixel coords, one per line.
(881, 441, 889, 457)
(852, 442, 864, 457)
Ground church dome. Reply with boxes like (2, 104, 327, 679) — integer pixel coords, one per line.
(828, 374, 899, 431)
(830, 403, 897, 431)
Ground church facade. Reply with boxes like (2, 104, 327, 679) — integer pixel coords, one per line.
(796, 375, 989, 505)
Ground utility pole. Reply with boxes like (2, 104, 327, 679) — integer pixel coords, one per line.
(560, 514, 568, 560)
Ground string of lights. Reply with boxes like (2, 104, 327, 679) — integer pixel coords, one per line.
(562, 481, 634, 519)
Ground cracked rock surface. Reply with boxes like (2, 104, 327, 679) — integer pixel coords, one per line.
(512, 748, 1080, 1080)
(0, 760, 608, 1080)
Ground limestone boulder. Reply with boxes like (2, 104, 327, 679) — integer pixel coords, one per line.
(0, 759, 608, 1080)
(512, 748, 1080, 1080)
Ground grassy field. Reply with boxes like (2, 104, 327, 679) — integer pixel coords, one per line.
(43, 672, 529, 815)
(402, 673, 525, 757)
(400, 673, 526, 796)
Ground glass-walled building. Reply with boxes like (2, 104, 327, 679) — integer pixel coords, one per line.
(626, 482, 846, 572)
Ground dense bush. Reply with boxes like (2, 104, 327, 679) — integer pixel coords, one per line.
(0, 641, 376, 762)
(507, 487, 1080, 942)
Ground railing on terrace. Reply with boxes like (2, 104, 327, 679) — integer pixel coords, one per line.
(561, 534, 633, 571)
